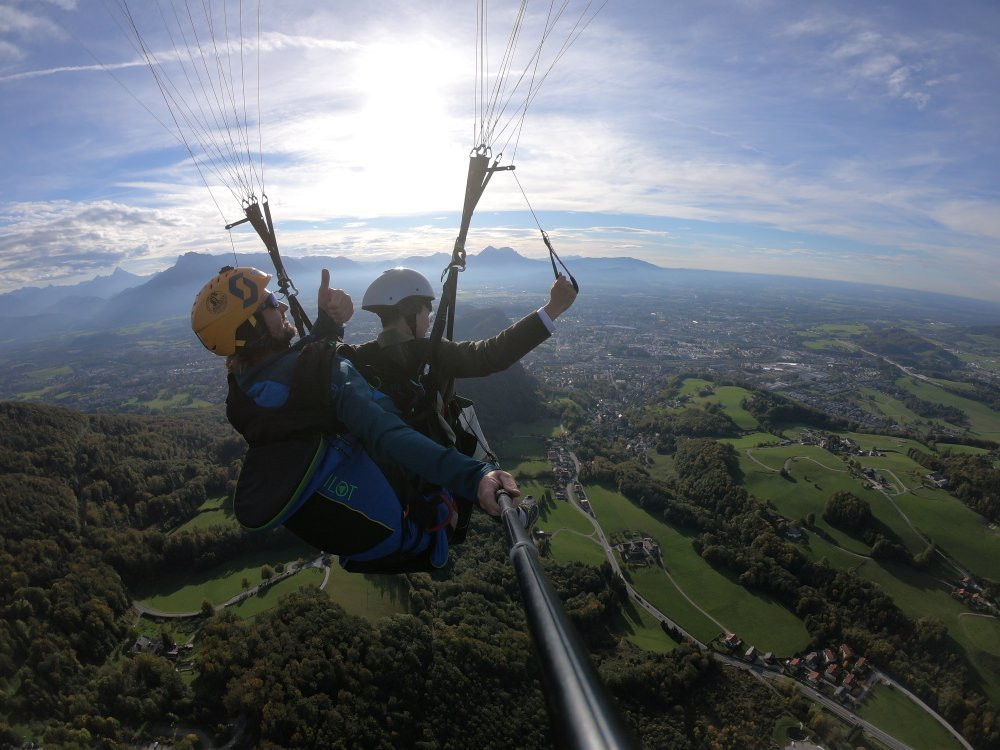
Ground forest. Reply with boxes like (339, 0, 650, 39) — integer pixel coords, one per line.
(908, 447, 1000, 523)
(2, 401, 812, 748)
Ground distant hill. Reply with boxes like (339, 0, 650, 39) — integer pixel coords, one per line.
(3, 247, 1000, 346)
(0, 247, 666, 342)
(858, 327, 965, 372)
(0, 266, 146, 317)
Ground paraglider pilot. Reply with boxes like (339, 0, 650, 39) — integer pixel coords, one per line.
(191, 266, 532, 574)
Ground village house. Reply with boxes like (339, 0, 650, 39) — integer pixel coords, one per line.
(822, 648, 837, 665)
(839, 643, 855, 660)
(925, 471, 948, 488)
(744, 645, 757, 662)
(131, 635, 161, 656)
(824, 663, 839, 683)
(723, 633, 742, 650)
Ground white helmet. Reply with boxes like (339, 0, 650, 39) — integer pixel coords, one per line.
(362, 268, 435, 311)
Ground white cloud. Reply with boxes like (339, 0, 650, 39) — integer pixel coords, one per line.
(0, 38, 20, 61)
(930, 200, 1000, 241)
(0, 199, 227, 287)
(1, 1, 997, 303)
(0, 5, 48, 35)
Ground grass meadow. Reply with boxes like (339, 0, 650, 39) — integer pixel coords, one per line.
(172, 496, 238, 534)
(136, 545, 315, 612)
(614, 597, 680, 654)
(675, 378, 760, 430)
(123, 389, 214, 411)
(228, 568, 325, 618)
(585, 483, 811, 653)
(937, 443, 990, 456)
(321, 565, 410, 621)
(730, 430, 1000, 703)
(548, 530, 608, 568)
(897, 376, 1000, 440)
(857, 683, 964, 750)
(538, 496, 597, 535)
(855, 387, 925, 427)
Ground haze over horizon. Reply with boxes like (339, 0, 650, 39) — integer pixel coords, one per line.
(2, 1, 999, 302)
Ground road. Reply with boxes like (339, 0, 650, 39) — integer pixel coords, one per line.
(857, 348, 931, 383)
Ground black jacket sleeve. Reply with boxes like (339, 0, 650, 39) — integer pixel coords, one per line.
(435, 311, 551, 379)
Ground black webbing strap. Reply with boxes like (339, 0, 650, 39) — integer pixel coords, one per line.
(422, 148, 508, 397)
(237, 199, 313, 339)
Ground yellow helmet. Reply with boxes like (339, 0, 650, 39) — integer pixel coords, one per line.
(191, 266, 272, 356)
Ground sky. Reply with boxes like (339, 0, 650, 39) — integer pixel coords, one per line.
(1, 0, 999, 302)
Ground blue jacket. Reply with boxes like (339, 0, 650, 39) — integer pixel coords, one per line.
(233, 341, 499, 565)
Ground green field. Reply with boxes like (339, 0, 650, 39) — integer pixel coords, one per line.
(676, 377, 712, 397)
(795, 323, 867, 352)
(585, 483, 810, 653)
(136, 546, 314, 612)
(897, 376, 1000, 440)
(614, 598, 679, 654)
(548, 530, 608, 568)
(25, 364, 74, 379)
(539, 497, 596, 536)
(811, 323, 869, 335)
(322, 566, 410, 621)
(629, 566, 720, 645)
(495, 417, 563, 459)
(647, 451, 676, 483)
(729, 431, 1000, 703)
(720, 432, 782, 450)
(736, 445, 892, 555)
(124, 390, 214, 411)
(958, 613, 1000, 657)
(937, 443, 990, 456)
(229, 568, 325, 618)
(677, 378, 759, 430)
(886, 484, 999, 577)
(858, 683, 964, 750)
(856, 387, 924, 427)
(172, 496, 238, 534)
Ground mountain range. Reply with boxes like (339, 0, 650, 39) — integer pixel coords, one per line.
(2, 246, 999, 345)
(0, 247, 664, 342)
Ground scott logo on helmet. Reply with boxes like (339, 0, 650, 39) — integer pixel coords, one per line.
(228, 272, 260, 309)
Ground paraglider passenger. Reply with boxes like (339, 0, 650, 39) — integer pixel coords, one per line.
(347, 267, 576, 541)
(191, 266, 531, 574)
(351, 267, 576, 433)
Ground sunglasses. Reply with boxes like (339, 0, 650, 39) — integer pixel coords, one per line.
(259, 292, 281, 312)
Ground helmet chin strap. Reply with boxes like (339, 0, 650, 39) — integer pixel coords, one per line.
(405, 312, 419, 339)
